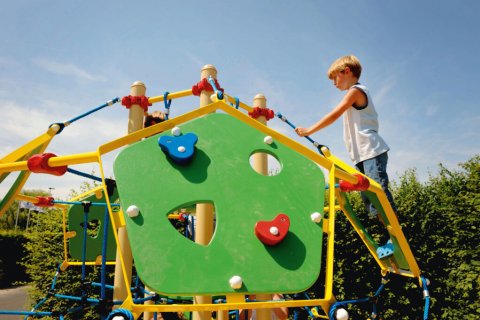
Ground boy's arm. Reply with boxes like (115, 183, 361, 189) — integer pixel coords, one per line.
(295, 88, 363, 136)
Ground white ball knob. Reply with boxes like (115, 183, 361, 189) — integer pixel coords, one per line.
(171, 126, 181, 136)
(229, 275, 243, 289)
(126, 205, 140, 218)
(264, 135, 273, 144)
(178, 146, 186, 153)
(269, 226, 279, 235)
(311, 212, 323, 223)
(335, 308, 349, 320)
(50, 123, 61, 133)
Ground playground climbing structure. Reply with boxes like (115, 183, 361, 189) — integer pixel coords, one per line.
(0, 65, 429, 320)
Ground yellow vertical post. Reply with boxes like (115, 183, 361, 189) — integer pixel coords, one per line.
(113, 81, 145, 309)
(250, 94, 273, 320)
(193, 65, 216, 320)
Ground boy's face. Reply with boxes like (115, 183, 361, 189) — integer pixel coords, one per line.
(331, 67, 354, 91)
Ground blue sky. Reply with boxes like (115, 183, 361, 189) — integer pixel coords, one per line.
(1, 0, 479, 199)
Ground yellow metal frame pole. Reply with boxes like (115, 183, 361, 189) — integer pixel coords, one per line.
(113, 81, 146, 309)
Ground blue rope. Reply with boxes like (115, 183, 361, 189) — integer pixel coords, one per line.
(66, 98, 120, 126)
(67, 168, 103, 182)
(49, 98, 120, 135)
(164, 91, 172, 120)
(275, 112, 328, 155)
(328, 275, 389, 319)
(54, 293, 99, 304)
(207, 76, 224, 100)
(107, 308, 134, 320)
(325, 183, 340, 190)
(24, 263, 63, 319)
(421, 276, 430, 320)
(91, 282, 114, 290)
(53, 200, 120, 207)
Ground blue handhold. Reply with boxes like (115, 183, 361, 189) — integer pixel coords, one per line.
(376, 240, 394, 259)
(158, 132, 198, 165)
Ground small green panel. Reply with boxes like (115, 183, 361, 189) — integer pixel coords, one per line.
(364, 191, 409, 269)
(114, 113, 325, 295)
(68, 190, 118, 261)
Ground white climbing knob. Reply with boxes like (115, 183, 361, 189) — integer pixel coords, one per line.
(264, 135, 273, 144)
(178, 146, 186, 153)
(311, 212, 323, 223)
(335, 308, 349, 320)
(126, 205, 140, 218)
(171, 126, 181, 136)
(229, 275, 243, 289)
(269, 226, 279, 236)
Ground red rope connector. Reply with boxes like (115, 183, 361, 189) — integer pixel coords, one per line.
(339, 173, 370, 192)
(35, 196, 55, 207)
(248, 107, 275, 121)
(121, 95, 152, 112)
(27, 153, 67, 176)
(191, 78, 224, 96)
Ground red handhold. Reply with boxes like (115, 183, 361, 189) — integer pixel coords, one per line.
(339, 173, 370, 192)
(178, 212, 188, 222)
(27, 153, 67, 176)
(35, 196, 55, 207)
(254, 213, 290, 246)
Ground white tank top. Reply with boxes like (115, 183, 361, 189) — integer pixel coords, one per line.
(343, 84, 389, 164)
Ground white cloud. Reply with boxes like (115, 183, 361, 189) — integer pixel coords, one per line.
(373, 76, 396, 107)
(34, 58, 106, 82)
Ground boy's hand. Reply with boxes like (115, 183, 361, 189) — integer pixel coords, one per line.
(295, 127, 309, 137)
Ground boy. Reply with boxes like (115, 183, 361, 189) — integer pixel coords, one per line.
(295, 55, 397, 218)
(144, 110, 166, 127)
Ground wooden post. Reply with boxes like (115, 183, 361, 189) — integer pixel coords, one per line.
(113, 81, 145, 309)
(193, 65, 217, 320)
(251, 94, 268, 174)
(251, 94, 273, 320)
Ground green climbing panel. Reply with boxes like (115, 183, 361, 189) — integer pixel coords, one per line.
(68, 189, 118, 261)
(114, 113, 325, 296)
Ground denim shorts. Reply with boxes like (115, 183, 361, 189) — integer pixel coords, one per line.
(355, 152, 397, 216)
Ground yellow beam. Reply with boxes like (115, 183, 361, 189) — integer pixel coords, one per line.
(148, 89, 193, 104)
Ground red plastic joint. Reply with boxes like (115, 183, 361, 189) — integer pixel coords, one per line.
(191, 78, 224, 96)
(27, 153, 67, 176)
(248, 106, 275, 121)
(339, 173, 370, 192)
(121, 95, 152, 112)
(35, 196, 55, 207)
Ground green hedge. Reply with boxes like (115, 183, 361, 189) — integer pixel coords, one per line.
(0, 231, 29, 288)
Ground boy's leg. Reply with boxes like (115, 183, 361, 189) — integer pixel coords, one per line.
(359, 152, 397, 217)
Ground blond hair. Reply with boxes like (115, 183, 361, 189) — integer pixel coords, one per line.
(327, 55, 362, 80)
